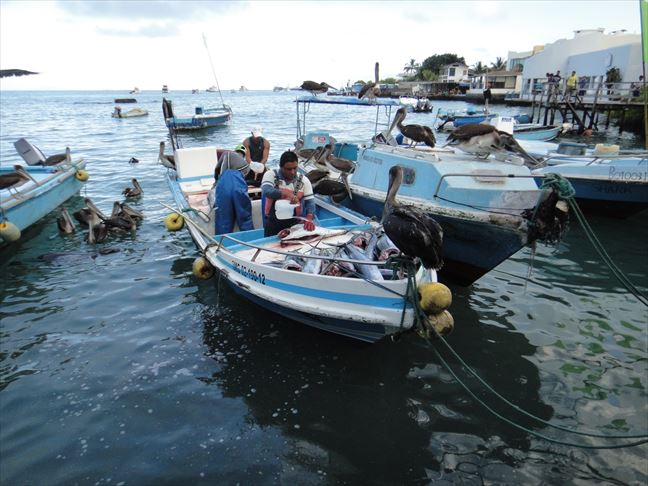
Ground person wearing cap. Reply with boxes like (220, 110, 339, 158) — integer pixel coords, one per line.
(213, 145, 253, 235)
(242, 127, 270, 186)
(261, 151, 315, 237)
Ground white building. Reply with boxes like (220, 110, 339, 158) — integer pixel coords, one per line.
(520, 28, 641, 97)
(439, 63, 470, 83)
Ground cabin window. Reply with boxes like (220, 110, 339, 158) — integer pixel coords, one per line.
(448, 67, 455, 76)
(402, 167, 416, 185)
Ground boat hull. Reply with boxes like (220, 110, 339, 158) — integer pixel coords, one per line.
(513, 125, 561, 141)
(0, 161, 87, 245)
(166, 112, 232, 131)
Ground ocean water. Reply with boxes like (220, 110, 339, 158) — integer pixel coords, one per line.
(0, 90, 647, 485)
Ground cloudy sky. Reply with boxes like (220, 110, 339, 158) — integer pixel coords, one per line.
(0, 0, 640, 91)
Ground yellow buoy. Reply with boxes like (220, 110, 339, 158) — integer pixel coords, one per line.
(192, 256, 215, 280)
(418, 282, 452, 314)
(424, 310, 455, 337)
(0, 220, 21, 242)
(75, 169, 89, 182)
(164, 212, 184, 231)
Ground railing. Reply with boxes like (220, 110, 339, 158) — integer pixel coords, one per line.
(519, 80, 642, 104)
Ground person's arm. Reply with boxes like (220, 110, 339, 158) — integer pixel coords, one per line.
(261, 171, 282, 200)
(261, 140, 270, 164)
(242, 138, 252, 163)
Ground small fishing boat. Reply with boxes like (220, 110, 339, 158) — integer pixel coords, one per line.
(162, 144, 451, 343)
(294, 95, 570, 286)
(489, 116, 561, 141)
(436, 109, 498, 130)
(162, 98, 232, 131)
(1, 139, 88, 246)
(112, 106, 148, 118)
(521, 141, 648, 217)
(206, 85, 218, 92)
(162, 85, 169, 93)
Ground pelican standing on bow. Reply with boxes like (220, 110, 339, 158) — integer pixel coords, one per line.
(390, 107, 436, 148)
(381, 165, 443, 270)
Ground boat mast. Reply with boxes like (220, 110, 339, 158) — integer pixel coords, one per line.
(202, 33, 226, 107)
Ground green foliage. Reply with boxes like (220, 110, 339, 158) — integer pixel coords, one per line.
(418, 54, 465, 79)
(403, 59, 420, 75)
(418, 69, 438, 81)
(490, 56, 506, 71)
(605, 67, 621, 83)
(472, 61, 486, 74)
(380, 77, 398, 84)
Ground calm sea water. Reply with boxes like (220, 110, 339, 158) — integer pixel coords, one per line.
(1, 90, 647, 485)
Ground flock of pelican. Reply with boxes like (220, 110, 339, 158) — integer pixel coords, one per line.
(57, 179, 144, 243)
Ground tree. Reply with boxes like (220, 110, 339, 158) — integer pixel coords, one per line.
(471, 61, 486, 74)
(418, 54, 465, 79)
(490, 57, 506, 71)
(403, 59, 420, 75)
(380, 77, 398, 84)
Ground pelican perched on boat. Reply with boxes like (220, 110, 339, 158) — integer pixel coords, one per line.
(0, 165, 37, 189)
(444, 123, 540, 166)
(158, 141, 175, 170)
(122, 178, 143, 198)
(322, 144, 355, 173)
(358, 81, 380, 100)
(300, 81, 334, 96)
(381, 165, 443, 270)
(390, 107, 436, 148)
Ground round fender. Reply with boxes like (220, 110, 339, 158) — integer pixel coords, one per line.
(0, 220, 21, 242)
(75, 169, 90, 182)
(164, 212, 184, 231)
(192, 256, 215, 280)
(418, 282, 452, 314)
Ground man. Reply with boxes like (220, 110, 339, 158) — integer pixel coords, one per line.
(566, 71, 578, 98)
(261, 151, 315, 237)
(213, 144, 253, 235)
(242, 127, 270, 187)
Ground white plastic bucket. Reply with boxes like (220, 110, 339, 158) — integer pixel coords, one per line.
(275, 199, 299, 219)
(249, 161, 265, 174)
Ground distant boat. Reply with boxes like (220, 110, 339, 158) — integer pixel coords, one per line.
(112, 106, 148, 118)
(206, 85, 218, 92)
(162, 85, 168, 93)
(192, 89, 199, 94)
(130, 87, 140, 94)
(490, 116, 561, 141)
(162, 98, 232, 131)
(115, 98, 137, 104)
(273, 86, 286, 92)
(1, 139, 88, 247)
(239, 86, 248, 92)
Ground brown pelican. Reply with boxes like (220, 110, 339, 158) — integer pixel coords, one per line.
(322, 144, 355, 173)
(381, 165, 443, 270)
(306, 168, 330, 185)
(300, 81, 334, 96)
(390, 107, 436, 148)
(84, 197, 109, 220)
(0, 165, 36, 189)
(119, 203, 144, 220)
(103, 202, 136, 231)
(43, 147, 70, 166)
(122, 178, 143, 198)
(312, 178, 347, 196)
(358, 81, 381, 100)
(158, 141, 176, 170)
(57, 207, 76, 234)
(444, 124, 540, 166)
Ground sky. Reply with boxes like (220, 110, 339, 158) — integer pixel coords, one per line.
(0, 0, 641, 91)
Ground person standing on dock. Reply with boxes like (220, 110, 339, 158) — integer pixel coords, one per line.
(566, 71, 578, 99)
(242, 127, 270, 187)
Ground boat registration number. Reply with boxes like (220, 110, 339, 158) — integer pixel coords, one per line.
(233, 262, 266, 285)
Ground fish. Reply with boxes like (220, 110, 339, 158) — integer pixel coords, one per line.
(344, 243, 384, 281)
(376, 233, 400, 261)
(282, 256, 304, 271)
(302, 249, 323, 274)
(278, 224, 348, 245)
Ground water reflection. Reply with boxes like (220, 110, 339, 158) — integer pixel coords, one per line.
(192, 279, 554, 482)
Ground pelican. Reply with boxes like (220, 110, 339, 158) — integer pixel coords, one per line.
(119, 203, 144, 220)
(358, 81, 380, 100)
(0, 166, 36, 189)
(122, 178, 143, 198)
(104, 202, 136, 231)
(381, 165, 443, 270)
(312, 178, 347, 196)
(57, 207, 75, 234)
(322, 144, 355, 173)
(300, 81, 334, 96)
(444, 123, 501, 157)
(306, 168, 330, 185)
(158, 141, 176, 170)
(84, 197, 108, 220)
(390, 107, 436, 148)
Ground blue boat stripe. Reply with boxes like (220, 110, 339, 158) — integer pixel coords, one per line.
(178, 175, 212, 182)
(217, 255, 410, 310)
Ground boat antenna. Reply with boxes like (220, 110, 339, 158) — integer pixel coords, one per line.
(202, 33, 225, 106)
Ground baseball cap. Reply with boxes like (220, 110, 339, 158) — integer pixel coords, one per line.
(252, 127, 263, 137)
(234, 144, 246, 154)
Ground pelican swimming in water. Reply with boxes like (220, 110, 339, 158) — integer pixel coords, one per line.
(57, 206, 76, 234)
(390, 107, 436, 148)
(358, 81, 381, 100)
(158, 141, 175, 170)
(122, 178, 143, 198)
(300, 81, 334, 96)
(381, 165, 443, 270)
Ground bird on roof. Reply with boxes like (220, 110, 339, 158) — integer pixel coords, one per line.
(158, 141, 176, 170)
(300, 81, 334, 96)
(381, 165, 443, 270)
(358, 81, 381, 100)
(444, 123, 540, 166)
(389, 107, 436, 148)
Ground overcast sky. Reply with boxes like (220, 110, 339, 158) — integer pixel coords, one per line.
(0, 0, 640, 91)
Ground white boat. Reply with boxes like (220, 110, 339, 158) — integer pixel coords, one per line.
(1, 139, 88, 247)
(206, 85, 218, 92)
(161, 144, 450, 342)
(112, 106, 148, 118)
(162, 85, 168, 93)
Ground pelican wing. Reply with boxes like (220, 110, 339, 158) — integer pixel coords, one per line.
(448, 123, 496, 142)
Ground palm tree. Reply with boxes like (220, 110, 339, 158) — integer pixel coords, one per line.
(490, 57, 506, 71)
(403, 59, 420, 75)
(471, 61, 486, 74)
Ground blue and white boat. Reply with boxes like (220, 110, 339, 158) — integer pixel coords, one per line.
(436, 109, 498, 130)
(294, 95, 569, 286)
(489, 116, 561, 142)
(162, 98, 232, 131)
(521, 140, 648, 217)
(162, 144, 448, 343)
(1, 139, 88, 246)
